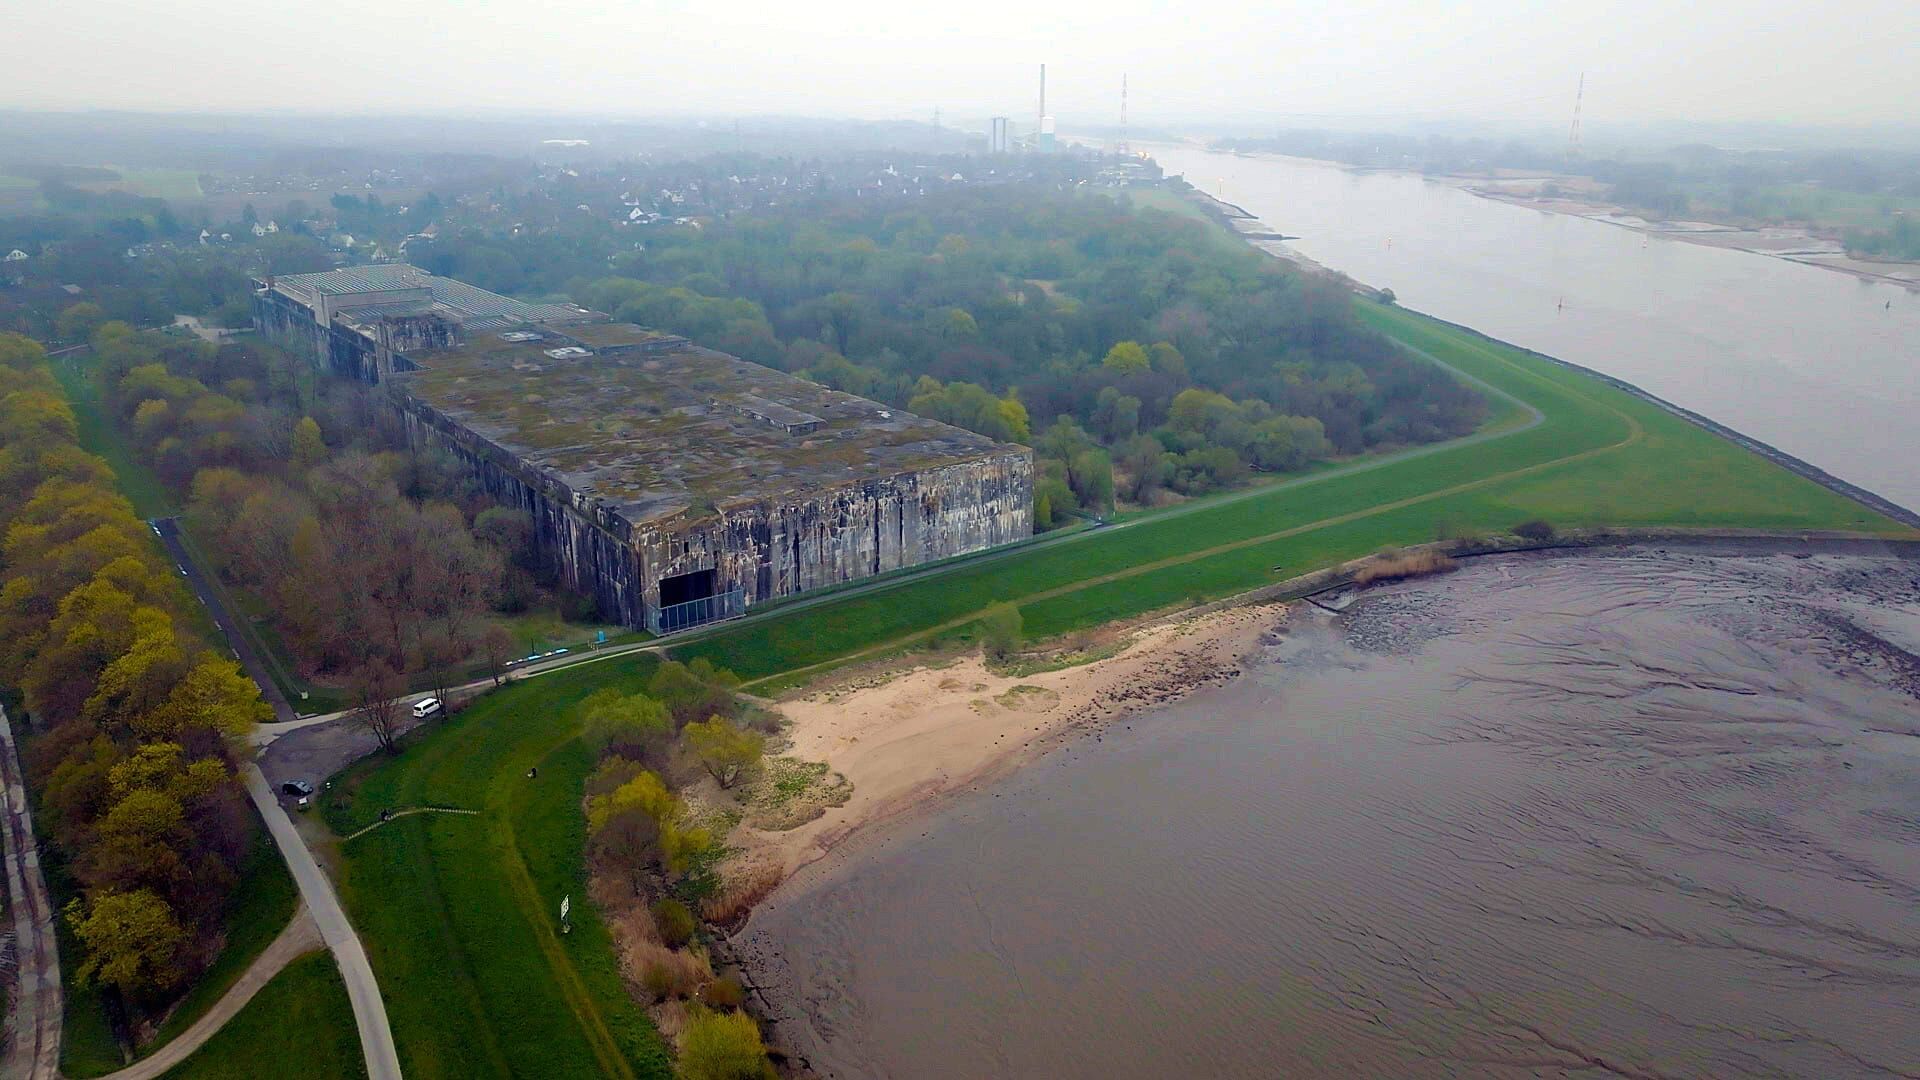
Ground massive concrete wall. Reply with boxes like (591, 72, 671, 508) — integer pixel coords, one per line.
(252, 290, 383, 383)
(389, 389, 1033, 631)
(632, 453, 1033, 609)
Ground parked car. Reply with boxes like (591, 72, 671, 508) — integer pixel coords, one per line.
(281, 779, 315, 798)
(411, 697, 444, 719)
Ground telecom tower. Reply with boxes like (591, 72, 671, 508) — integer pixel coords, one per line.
(1038, 64, 1056, 152)
(1567, 72, 1585, 160)
(1119, 74, 1129, 157)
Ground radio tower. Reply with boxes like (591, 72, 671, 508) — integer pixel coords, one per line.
(1119, 74, 1130, 157)
(1038, 64, 1047, 147)
(1567, 72, 1585, 160)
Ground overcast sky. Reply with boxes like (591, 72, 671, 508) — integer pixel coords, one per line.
(7, 0, 1917, 131)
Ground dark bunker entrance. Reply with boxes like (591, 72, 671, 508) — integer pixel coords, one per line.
(659, 568, 718, 609)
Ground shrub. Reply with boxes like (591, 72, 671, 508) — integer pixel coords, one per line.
(978, 601, 1023, 662)
(678, 1007, 774, 1080)
(1513, 518, 1556, 541)
(704, 975, 745, 1010)
(1352, 549, 1458, 586)
(652, 897, 697, 948)
(642, 962, 678, 1003)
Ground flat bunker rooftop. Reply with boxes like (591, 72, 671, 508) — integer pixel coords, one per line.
(390, 329, 1014, 524)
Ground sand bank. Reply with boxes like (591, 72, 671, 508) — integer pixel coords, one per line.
(715, 603, 1280, 901)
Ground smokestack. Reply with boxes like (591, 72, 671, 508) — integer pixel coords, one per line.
(1038, 63, 1046, 141)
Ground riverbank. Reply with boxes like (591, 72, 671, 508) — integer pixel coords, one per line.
(1169, 181, 1920, 526)
(712, 600, 1278, 912)
(736, 543, 1920, 1078)
(1205, 147, 1920, 292)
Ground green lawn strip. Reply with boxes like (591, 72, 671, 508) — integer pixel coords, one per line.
(50, 355, 177, 519)
(326, 657, 668, 1080)
(674, 302, 1906, 683)
(156, 951, 365, 1080)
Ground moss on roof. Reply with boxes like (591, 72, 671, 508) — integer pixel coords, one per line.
(390, 326, 1018, 524)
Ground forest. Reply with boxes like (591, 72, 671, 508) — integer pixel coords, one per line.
(0, 331, 270, 1033)
(61, 314, 576, 711)
(565, 184, 1487, 525)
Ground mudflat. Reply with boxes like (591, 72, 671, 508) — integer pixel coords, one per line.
(738, 546, 1920, 1079)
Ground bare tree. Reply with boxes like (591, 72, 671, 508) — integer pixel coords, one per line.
(350, 660, 407, 754)
(418, 624, 468, 710)
(480, 624, 516, 688)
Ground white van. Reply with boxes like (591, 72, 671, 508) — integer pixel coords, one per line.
(411, 697, 444, 719)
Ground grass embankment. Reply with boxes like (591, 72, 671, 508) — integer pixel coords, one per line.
(322, 659, 671, 1080)
(670, 300, 1907, 688)
(156, 952, 364, 1080)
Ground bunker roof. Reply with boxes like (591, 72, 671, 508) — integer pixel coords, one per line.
(266, 264, 598, 327)
(389, 327, 1017, 524)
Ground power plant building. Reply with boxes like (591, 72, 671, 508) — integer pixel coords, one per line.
(253, 265, 1033, 633)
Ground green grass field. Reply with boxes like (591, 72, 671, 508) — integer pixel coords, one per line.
(157, 951, 364, 1080)
(322, 658, 672, 1080)
(669, 300, 1907, 686)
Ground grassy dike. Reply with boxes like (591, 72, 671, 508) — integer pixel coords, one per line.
(320, 657, 672, 1080)
(671, 299, 1907, 686)
(311, 296, 1912, 1079)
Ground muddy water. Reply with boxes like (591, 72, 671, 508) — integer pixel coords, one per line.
(740, 549, 1920, 1078)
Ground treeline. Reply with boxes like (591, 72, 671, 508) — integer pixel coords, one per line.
(574, 661, 774, 1074)
(574, 185, 1485, 526)
(1845, 217, 1920, 260)
(83, 322, 555, 693)
(0, 332, 270, 1013)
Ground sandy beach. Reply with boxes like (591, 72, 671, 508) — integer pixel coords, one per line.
(713, 602, 1280, 903)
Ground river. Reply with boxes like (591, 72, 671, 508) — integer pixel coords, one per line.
(740, 546, 1920, 1078)
(1142, 145, 1920, 515)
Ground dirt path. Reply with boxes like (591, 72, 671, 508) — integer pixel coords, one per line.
(92, 910, 323, 1080)
(0, 702, 60, 1080)
(339, 806, 479, 842)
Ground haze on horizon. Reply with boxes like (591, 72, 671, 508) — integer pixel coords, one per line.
(6, 0, 1918, 137)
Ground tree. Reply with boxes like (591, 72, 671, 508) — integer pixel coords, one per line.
(1101, 340, 1150, 374)
(677, 1007, 774, 1080)
(56, 302, 107, 343)
(418, 624, 468, 708)
(289, 416, 327, 471)
(681, 717, 764, 789)
(350, 660, 407, 754)
(580, 689, 673, 762)
(66, 889, 189, 1000)
(586, 769, 710, 873)
(479, 623, 516, 687)
(977, 601, 1023, 662)
(589, 808, 662, 893)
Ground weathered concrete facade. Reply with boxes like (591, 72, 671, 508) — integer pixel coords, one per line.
(394, 390, 1032, 629)
(260, 265, 1033, 632)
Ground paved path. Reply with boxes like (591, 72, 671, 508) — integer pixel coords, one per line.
(92, 910, 322, 1080)
(150, 518, 297, 723)
(242, 766, 400, 1080)
(0, 704, 60, 1080)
